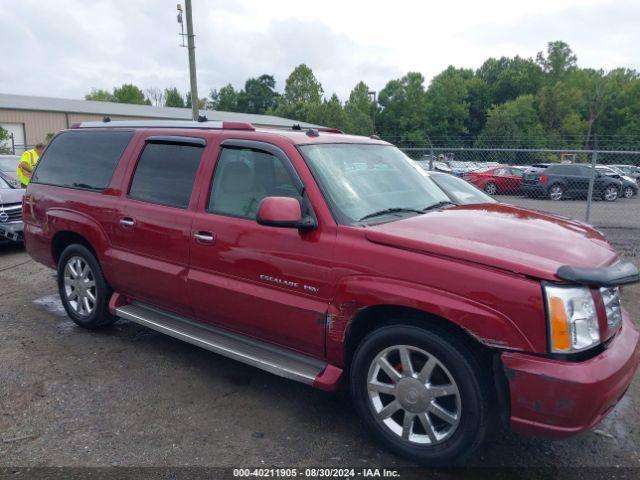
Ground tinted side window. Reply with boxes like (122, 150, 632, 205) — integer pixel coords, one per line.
(208, 147, 301, 219)
(129, 142, 203, 209)
(33, 130, 133, 190)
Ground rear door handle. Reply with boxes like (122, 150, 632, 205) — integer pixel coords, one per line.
(120, 217, 135, 228)
(194, 231, 216, 245)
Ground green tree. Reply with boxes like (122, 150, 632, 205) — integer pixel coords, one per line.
(85, 88, 115, 102)
(185, 93, 207, 110)
(536, 41, 577, 80)
(344, 81, 374, 135)
(209, 84, 240, 112)
(536, 79, 586, 147)
(273, 64, 323, 122)
(378, 72, 429, 145)
(476, 94, 546, 149)
(477, 56, 544, 105)
(112, 84, 151, 105)
(164, 87, 185, 108)
(237, 74, 279, 114)
(0, 126, 11, 154)
(424, 67, 470, 145)
(318, 94, 347, 131)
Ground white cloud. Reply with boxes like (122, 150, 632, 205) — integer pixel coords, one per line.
(0, 0, 637, 101)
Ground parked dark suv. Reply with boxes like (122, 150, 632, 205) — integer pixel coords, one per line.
(24, 121, 640, 465)
(521, 163, 622, 201)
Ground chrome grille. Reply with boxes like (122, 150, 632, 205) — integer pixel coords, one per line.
(600, 287, 622, 328)
(0, 203, 22, 223)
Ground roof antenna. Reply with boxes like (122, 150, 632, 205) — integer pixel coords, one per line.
(292, 124, 302, 131)
(370, 134, 381, 140)
(197, 114, 208, 122)
(305, 128, 319, 137)
(103, 116, 111, 123)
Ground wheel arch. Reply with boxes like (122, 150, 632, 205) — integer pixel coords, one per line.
(326, 276, 535, 369)
(47, 209, 111, 268)
(343, 304, 492, 371)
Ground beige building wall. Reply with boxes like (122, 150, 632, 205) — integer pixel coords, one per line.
(0, 109, 178, 148)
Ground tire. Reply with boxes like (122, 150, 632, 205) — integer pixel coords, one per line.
(602, 185, 619, 202)
(548, 183, 564, 201)
(623, 186, 635, 199)
(483, 182, 497, 195)
(350, 324, 490, 466)
(57, 244, 117, 329)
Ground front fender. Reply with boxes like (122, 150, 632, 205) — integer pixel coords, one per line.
(326, 275, 536, 367)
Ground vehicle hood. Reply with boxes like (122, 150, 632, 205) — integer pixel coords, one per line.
(0, 188, 25, 206)
(364, 203, 617, 281)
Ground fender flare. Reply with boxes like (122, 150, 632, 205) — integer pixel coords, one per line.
(325, 275, 534, 366)
(47, 208, 112, 272)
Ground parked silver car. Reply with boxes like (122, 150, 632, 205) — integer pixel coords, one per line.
(0, 154, 21, 188)
(0, 174, 24, 244)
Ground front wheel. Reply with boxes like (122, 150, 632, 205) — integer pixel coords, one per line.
(57, 244, 117, 329)
(602, 185, 619, 202)
(350, 325, 490, 466)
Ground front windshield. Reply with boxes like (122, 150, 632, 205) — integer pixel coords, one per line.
(300, 144, 450, 224)
(0, 176, 12, 189)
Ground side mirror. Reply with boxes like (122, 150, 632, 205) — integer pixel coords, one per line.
(256, 196, 316, 230)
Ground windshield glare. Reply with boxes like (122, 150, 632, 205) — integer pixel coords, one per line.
(300, 144, 450, 224)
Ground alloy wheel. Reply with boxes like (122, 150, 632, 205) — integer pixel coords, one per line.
(549, 185, 563, 201)
(367, 345, 461, 446)
(484, 183, 497, 195)
(63, 256, 97, 317)
(624, 187, 634, 199)
(604, 186, 619, 201)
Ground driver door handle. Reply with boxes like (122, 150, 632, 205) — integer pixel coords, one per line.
(194, 231, 216, 245)
(120, 217, 135, 228)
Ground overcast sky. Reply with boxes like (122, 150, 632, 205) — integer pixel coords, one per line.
(1, 0, 638, 102)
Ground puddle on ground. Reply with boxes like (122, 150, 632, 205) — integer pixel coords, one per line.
(33, 294, 77, 334)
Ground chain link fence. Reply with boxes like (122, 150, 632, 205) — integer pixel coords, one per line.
(402, 147, 640, 257)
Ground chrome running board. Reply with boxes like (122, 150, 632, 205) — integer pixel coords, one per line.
(115, 302, 326, 385)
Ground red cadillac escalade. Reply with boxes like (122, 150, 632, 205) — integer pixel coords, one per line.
(23, 120, 640, 465)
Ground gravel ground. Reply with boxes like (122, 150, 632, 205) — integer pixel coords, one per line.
(0, 239, 638, 470)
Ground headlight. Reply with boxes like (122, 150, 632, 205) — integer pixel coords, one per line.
(544, 285, 600, 353)
(600, 286, 622, 329)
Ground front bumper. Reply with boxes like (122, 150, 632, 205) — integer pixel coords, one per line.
(0, 222, 23, 242)
(502, 312, 640, 439)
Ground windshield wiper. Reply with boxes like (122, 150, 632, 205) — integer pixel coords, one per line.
(422, 200, 455, 212)
(358, 207, 424, 222)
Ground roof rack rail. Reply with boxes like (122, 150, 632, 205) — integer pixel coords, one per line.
(72, 120, 255, 131)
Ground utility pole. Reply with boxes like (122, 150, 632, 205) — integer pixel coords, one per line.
(178, 1, 199, 120)
(368, 91, 377, 135)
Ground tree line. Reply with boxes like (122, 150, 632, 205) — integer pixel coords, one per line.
(85, 41, 640, 149)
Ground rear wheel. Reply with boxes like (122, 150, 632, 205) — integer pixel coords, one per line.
(350, 325, 489, 466)
(603, 185, 619, 202)
(57, 244, 116, 329)
(483, 182, 497, 195)
(548, 184, 564, 201)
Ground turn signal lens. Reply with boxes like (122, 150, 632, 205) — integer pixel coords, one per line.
(545, 286, 600, 353)
(539, 175, 548, 183)
(549, 296, 571, 352)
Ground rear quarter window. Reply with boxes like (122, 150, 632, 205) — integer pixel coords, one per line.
(32, 130, 133, 190)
